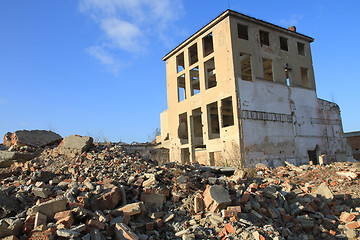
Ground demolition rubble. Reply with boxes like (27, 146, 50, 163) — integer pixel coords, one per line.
(1, 131, 360, 240)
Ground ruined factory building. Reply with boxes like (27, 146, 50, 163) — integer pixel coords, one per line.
(157, 10, 351, 167)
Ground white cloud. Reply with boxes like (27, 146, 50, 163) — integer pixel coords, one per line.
(79, 0, 183, 72)
(87, 46, 114, 65)
(277, 14, 303, 28)
(100, 18, 143, 51)
(0, 99, 7, 105)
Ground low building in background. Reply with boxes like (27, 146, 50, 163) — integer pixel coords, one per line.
(158, 10, 353, 167)
(345, 131, 360, 161)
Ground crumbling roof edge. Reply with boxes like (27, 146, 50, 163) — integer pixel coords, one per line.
(162, 9, 314, 61)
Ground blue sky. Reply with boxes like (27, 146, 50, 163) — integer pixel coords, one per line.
(0, 1, 359, 143)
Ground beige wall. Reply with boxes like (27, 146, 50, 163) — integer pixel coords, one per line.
(229, 16, 315, 89)
(161, 16, 241, 165)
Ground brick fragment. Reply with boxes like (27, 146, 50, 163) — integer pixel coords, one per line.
(345, 221, 360, 230)
(340, 212, 356, 223)
(114, 223, 139, 240)
(87, 219, 105, 230)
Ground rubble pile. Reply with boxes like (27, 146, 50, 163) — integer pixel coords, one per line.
(0, 132, 360, 239)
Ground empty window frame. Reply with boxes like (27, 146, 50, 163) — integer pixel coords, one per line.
(190, 67, 200, 96)
(188, 43, 198, 66)
(260, 30, 270, 46)
(280, 37, 288, 51)
(262, 58, 273, 81)
(207, 102, 220, 139)
(192, 108, 203, 146)
(300, 67, 310, 87)
(203, 33, 214, 57)
(221, 97, 234, 127)
(178, 113, 188, 144)
(204, 58, 217, 89)
(177, 74, 186, 102)
(297, 42, 305, 56)
(237, 24, 248, 40)
(240, 53, 253, 81)
(176, 52, 185, 73)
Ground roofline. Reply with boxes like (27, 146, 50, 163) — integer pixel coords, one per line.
(344, 131, 360, 137)
(162, 9, 314, 61)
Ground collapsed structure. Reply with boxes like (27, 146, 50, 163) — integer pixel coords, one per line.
(158, 10, 351, 167)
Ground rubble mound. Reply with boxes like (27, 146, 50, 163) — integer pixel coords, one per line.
(0, 140, 359, 239)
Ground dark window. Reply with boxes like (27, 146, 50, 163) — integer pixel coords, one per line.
(260, 30, 269, 46)
(237, 24, 248, 40)
(240, 53, 252, 81)
(280, 37, 288, 51)
(204, 58, 217, 89)
(176, 52, 185, 73)
(188, 43, 198, 66)
(203, 33, 214, 57)
(297, 42, 305, 56)
(262, 58, 273, 81)
(221, 97, 234, 127)
(177, 74, 186, 102)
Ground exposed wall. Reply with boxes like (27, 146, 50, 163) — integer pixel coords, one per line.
(236, 78, 350, 167)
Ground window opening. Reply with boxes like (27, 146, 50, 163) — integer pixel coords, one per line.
(177, 74, 186, 102)
(280, 37, 288, 51)
(262, 58, 273, 81)
(260, 30, 269, 46)
(240, 53, 252, 81)
(192, 108, 203, 147)
(237, 24, 248, 40)
(178, 113, 188, 144)
(204, 58, 217, 89)
(181, 148, 190, 164)
(188, 43, 198, 66)
(300, 67, 309, 87)
(190, 67, 200, 96)
(221, 97, 234, 127)
(176, 52, 185, 73)
(203, 33, 214, 57)
(297, 42, 305, 56)
(207, 102, 220, 139)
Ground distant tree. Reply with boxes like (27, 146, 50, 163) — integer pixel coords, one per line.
(148, 127, 161, 142)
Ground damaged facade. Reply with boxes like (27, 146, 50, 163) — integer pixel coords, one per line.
(158, 10, 351, 167)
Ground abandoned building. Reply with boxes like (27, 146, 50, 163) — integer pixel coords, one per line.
(345, 131, 360, 161)
(157, 10, 352, 167)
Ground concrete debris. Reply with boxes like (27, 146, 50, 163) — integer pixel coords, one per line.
(0, 134, 360, 239)
(9, 130, 62, 148)
(57, 134, 93, 156)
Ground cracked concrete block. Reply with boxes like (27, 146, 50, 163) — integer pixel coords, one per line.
(203, 185, 231, 212)
(313, 183, 334, 202)
(11, 130, 62, 148)
(57, 135, 93, 156)
(26, 197, 67, 219)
